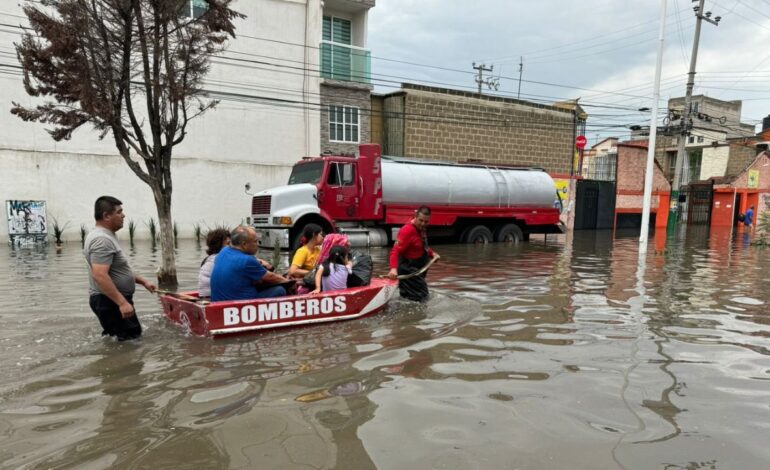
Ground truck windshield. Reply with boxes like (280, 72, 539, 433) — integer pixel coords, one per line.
(288, 161, 324, 185)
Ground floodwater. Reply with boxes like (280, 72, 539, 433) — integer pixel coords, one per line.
(0, 228, 769, 469)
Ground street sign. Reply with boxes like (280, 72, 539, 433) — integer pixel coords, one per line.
(576, 135, 587, 149)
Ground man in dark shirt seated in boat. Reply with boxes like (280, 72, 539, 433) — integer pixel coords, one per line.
(211, 226, 292, 301)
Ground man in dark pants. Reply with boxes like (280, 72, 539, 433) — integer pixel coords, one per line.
(388, 206, 438, 302)
(84, 196, 156, 341)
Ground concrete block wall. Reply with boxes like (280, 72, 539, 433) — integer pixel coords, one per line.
(398, 87, 576, 174)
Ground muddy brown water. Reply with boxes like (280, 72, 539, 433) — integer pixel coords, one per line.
(0, 229, 769, 469)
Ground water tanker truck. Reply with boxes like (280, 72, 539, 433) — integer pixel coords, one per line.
(251, 144, 565, 249)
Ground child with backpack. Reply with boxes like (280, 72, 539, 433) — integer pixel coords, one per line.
(313, 245, 352, 293)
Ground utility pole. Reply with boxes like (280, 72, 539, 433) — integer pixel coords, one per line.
(668, 0, 721, 228)
(517, 56, 523, 99)
(472, 62, 498, 94)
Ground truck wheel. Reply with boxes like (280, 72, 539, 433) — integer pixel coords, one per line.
(494, 224, 524, 244)
(462, 225, 493, 244)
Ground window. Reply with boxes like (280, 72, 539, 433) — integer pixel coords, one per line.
(329, 105, 359, 143)
(697, 136, 704, 143)
(323, 16, 352, 45)
(666, 151, 677, 179)
(690, 102, 700, 113)
(183, 0, 207, 19)
(688, 136, 695, 144)
(321, 16, 353, 80)
(688, 149, 702, 183)
(327, 162, 356, 186)
(288, 161, 324, 185)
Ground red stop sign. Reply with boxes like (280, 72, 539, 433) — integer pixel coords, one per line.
(576, 135, 587, 149)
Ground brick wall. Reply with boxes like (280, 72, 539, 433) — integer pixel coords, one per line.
(725, 144, 759, 177)
(320, 81, 372, 155)
(388, 85, 577, 174)
(616, 144, 670, 210)
(730, 152, 770, 189)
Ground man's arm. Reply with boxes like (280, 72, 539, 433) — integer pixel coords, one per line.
(92, 264, 134, 318)
(388, 225, 413, 278)
(244, 258, 289, 286)
(135, 274, 157, 293)
(258, 271, 291, 285)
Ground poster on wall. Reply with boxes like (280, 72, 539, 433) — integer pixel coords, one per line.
(748, 169, 759, 189)
(6, 200, 48, 245)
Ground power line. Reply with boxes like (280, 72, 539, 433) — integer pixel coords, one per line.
(0, 61, 642, 131)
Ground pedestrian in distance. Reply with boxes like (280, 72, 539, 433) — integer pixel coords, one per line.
(745, 205, 755, 231)
(84, 196, 156, 341)
(388, 206, 439, 302)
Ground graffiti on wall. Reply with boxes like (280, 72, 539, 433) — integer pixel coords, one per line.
(554, 179, 570, 213)
(6, 200, 48, 244)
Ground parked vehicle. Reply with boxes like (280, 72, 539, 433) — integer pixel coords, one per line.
(251, 144, 564, 249)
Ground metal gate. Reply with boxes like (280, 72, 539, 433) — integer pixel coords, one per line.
(685, 182, 713, 225)
(575, 180, 616, 230)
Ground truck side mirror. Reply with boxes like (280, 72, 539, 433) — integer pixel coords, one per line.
(244, 182, 253, 195)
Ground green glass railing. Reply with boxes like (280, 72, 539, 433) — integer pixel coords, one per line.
(320, 41, 371, 84)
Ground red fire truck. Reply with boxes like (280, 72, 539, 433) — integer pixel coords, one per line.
(251, 144, 564, 249)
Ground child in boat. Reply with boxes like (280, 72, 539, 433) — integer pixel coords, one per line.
(313, 245, 352, 293)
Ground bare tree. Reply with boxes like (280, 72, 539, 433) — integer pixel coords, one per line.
(12, 0, 243, 285)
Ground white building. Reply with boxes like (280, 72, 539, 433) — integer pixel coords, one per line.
(0, 0, 374, 242)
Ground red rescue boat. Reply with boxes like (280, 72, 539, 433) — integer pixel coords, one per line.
(160, 278, 398, 338)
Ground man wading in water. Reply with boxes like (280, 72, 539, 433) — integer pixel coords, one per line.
(388, 206, 439, 302)
(84, 196, 156, 341)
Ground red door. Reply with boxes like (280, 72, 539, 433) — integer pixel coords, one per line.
(324, 161, 359, 221)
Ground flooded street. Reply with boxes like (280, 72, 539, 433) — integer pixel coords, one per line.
(0, 230, 769, 469)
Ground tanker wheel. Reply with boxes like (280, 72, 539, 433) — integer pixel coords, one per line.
(462, 225, 493, 244)
(494, 224, 524, 244)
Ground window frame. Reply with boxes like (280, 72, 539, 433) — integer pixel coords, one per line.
(328, 105, 360, 143)
(326, 162, 356, 187)
(182, 0, 207, 19)
(322, 15, 352, 46)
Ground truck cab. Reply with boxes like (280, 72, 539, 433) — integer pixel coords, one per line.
(251, 144, 384, 249)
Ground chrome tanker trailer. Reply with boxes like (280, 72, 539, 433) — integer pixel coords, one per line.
(251, 144, 563, 249)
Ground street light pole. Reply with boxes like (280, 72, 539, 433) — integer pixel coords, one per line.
(640, 0, 668, 254)
(668, 0, 721, 228)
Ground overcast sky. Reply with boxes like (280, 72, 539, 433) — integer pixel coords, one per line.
(368, 0, 770, 144)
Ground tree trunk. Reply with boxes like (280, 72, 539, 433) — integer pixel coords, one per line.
(153, 187, 178, 287)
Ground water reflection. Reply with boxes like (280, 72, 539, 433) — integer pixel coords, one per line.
(0, 231, 769, 468)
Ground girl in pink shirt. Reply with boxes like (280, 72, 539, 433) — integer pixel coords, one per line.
(313, 246, 352, 293)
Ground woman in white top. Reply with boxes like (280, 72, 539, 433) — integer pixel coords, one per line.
(198, 228, 231, 297)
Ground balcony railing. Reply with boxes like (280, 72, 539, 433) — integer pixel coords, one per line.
(320, 41, 371, 84)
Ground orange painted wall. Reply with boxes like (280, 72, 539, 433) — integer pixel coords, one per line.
(657, 193, 670, 228)
(711, 191, 736, 227)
